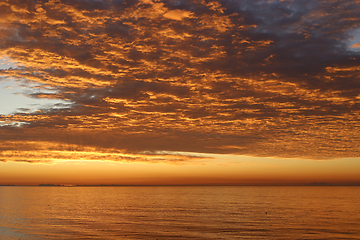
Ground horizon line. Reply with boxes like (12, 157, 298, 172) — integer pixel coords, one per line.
(1, 183, 360, 187)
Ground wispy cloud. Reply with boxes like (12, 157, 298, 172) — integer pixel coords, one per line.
(1, 0, 360, 160)
(0, 140, 212, 164)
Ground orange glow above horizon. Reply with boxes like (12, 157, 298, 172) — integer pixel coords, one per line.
(1, 155, 360, 186)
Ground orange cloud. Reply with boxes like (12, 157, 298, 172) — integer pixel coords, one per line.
(0, 0, 360, 162)
(164, 10, 193, 21)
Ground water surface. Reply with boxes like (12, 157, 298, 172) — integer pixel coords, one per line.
(0, 186, 359, 239)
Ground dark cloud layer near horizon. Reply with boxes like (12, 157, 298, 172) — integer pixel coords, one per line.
(1, 0, 360, 161)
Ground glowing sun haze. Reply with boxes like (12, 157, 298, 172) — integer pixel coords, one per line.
(1, 0, 360, 185)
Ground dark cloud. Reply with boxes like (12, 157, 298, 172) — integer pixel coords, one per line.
(1, 0, 360, 160)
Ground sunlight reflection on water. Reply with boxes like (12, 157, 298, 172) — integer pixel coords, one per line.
(0, 186, 359, 239)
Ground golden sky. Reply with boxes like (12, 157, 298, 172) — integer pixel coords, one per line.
(1, 0, 360, 185)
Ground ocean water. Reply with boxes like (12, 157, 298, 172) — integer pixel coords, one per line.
(0, 186, 359, 239)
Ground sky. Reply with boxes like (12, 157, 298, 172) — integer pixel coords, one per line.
(1, 0, 360, 186)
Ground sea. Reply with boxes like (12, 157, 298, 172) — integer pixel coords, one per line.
(0, 186, 359, 239)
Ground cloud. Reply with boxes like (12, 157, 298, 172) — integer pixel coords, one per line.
(0, 0, 360, 161)
(0, 139, 212, 164)
(164, 9, 193, 21)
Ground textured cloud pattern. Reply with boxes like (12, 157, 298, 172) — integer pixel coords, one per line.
(1, 0, 360, 162)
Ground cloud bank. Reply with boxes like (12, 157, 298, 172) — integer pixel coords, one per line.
(1, 0, 360, 161)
